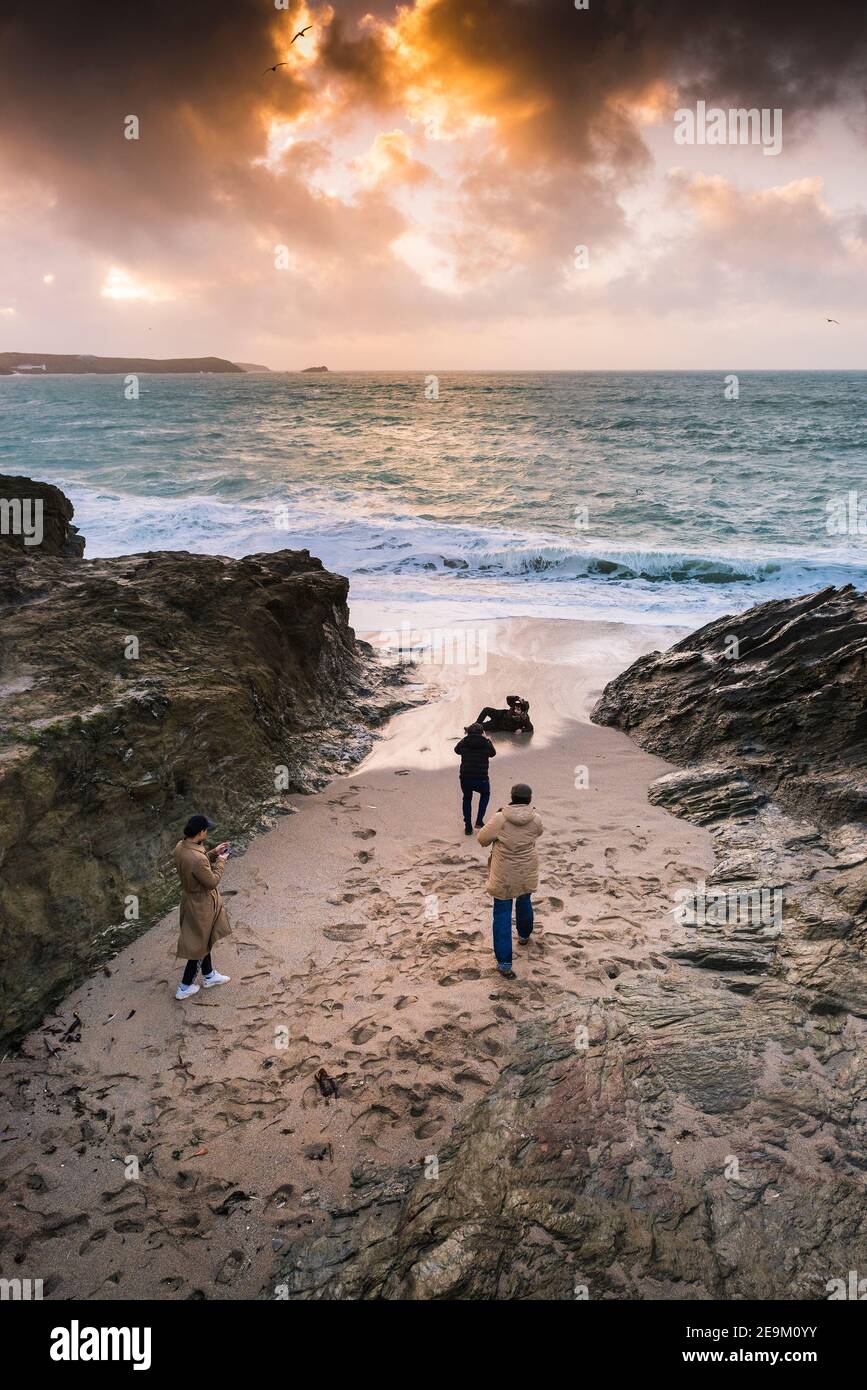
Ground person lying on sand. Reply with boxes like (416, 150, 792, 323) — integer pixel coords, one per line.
(173, 815, 232, 1000)
(476, 694, 533, 734)
(454, 721, 497, 835)
(476, 783, 544, 978)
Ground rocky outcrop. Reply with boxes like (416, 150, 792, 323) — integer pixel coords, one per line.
(591, 585, 867, 829)
(274, 586, 867, 1300)
(0, 474, 85, 557)
(0, 477, 409, 1043)
(275, 984, 865, 1300)
(593, 585, 867, 1016)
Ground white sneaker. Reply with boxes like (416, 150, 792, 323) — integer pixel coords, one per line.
(202, 970, 230, 989)
(175, 982, 200, 1000)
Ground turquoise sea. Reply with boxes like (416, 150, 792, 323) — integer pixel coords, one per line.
(2, 370, 865, 629)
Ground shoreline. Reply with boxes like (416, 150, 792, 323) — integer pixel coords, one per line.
(0, 615, 714, 1299)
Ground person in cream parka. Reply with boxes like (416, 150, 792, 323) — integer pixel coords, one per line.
(476, 783, 543, 977)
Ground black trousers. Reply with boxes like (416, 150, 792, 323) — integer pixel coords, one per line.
(182, 953, 213, 986)
(461, 776, 490, 829)
(477, 706, 508, 728)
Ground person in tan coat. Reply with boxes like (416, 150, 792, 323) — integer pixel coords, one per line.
(476, 782, 543, 977)
(173, 815, 232, 1000)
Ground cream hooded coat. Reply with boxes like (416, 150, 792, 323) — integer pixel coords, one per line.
(476, 804, 544, 899)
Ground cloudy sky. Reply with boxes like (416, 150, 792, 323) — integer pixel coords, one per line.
(1, 0, 865, 368)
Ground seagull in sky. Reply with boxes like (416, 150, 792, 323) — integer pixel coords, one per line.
(826, 317, 840, 324)
(262, 27, 312, 72)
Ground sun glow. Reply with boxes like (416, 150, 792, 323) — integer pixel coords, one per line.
(101, 267, 172, 303)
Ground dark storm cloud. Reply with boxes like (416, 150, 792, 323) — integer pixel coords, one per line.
(0, 0, 864, 216)
(0, 0, 310, 237)
(0, 0, 865, 348)
(316, 0, 867, 167)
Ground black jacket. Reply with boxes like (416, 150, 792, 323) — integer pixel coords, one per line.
(455, 733, 496, 780)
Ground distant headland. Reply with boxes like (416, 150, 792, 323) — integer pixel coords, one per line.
(301, 365, 329, 373)
(0, 352, 243, 375)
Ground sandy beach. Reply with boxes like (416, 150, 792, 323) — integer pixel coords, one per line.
(0, 617, 714, 1300)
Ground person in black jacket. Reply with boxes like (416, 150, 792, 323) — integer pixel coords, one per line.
(454, 722, 496, 835)
(476, 695, 533, 734)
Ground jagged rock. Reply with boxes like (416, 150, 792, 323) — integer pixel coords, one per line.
(0, 474, 85, 557)
(591, 585, 867, 830)
(0, 477, 413, 1043)
(591, 587, 867, 1020)
(648, 767, 766, 824)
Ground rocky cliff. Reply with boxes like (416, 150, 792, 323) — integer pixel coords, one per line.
(275, 586, 867, 1299)
(0, 476, 406, 1043)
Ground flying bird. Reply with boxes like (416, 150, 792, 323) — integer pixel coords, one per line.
(262, 27, 312, 72)
(826, 317, 840, 324)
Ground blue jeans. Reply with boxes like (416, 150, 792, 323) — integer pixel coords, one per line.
(492, 894, 533, 969)
(461, 776, 490, 829)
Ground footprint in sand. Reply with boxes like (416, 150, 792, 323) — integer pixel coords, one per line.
(437, 967, 481, 986)
(352, 829, 377, 840)
(349, 1019, 379, 1045)
(266, 1183, 295, 1210)
(356, 850, 374, 863)
(323, 924, 366, 942)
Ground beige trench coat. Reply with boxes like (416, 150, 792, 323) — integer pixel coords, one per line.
(476, 804, 544, 898)
(173, 839, 232, 959)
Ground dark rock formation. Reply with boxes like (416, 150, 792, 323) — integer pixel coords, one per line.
(592, 585, 867, 1019)
(274, 586, 867, 1300)
(0, 474, 85, 557)
(592, 585, 867, 829)
(0, 353, 243, 374)
(0, 476, 410, 1043)
(301, 366, 329, 373)
(274, 985, 865, 1300)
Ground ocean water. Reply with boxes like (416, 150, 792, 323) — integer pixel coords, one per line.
(2, 370, 866, 632)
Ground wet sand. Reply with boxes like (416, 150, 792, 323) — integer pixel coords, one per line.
(0, 617, 713, 1300)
